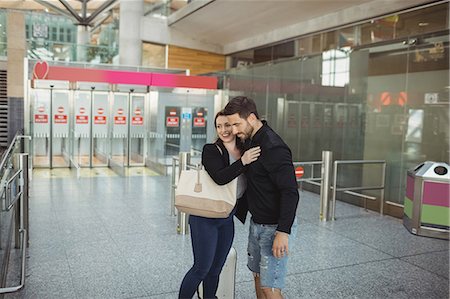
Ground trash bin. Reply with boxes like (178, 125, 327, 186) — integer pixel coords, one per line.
(404, 161, 449, 240)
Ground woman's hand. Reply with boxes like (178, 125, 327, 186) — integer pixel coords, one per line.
(241, 146, 261, 165)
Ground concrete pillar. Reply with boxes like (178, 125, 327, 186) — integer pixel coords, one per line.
(119, 0, 144, 66)
(7, 11, 25, 144)
(77, 25, 90, 62)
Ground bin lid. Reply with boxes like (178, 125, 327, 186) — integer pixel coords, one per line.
(408, 161, 450, 182)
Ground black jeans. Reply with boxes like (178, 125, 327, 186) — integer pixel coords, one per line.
(179, 214, 234, 299)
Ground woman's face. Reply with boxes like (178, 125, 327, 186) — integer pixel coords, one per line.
(216, 115, 235, 143)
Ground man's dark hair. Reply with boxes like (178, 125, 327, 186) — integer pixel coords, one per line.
(223, 96, 259, 119)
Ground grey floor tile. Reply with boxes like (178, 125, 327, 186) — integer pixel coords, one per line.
(5, 260, 77, 299)
(8, 173, 448, 299)
(322, 213, 449, 257)
(401, 250, 449, 279)
(283, 259, 449, 299)
(288, 223, 393, 273)
(71, 271, 147, 299)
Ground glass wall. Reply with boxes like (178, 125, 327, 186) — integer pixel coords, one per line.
(0, 10, 120, 63)
(0, 10, 6, 57)
(223, 2, 449, 208)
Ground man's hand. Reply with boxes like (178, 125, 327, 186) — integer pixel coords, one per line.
(272, 231, 289, 258)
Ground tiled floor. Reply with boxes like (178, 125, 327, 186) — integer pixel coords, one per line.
(4, 171, 449, 298)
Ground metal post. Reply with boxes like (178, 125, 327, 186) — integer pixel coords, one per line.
(20, 154, 29, 247)
(332, 160, 338, 220)
(380, 162, 386, 215)
(319, 151, 332, 221)
(171, 156, 178, 216)
(89, 87, 95, 168)
(177, 152, 190, 234)
(49, 85, 54, 169)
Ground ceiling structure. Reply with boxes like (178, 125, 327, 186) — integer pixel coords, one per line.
(0, 0, 164, 26)
(0, 0, 440, 54)
(168, 0, 375, 45)
(164, 0, 438, 54)
(0, 0, 116, 11)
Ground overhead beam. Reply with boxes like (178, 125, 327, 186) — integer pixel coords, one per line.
(81, 0, 87, 19)
(33, 0, 78, 22)
(85, 0, 118, 25)
(58, 0, 83, 23)
(90, 10, 112, 33)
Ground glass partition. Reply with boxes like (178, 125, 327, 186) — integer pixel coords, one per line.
(222, 2, 449, 209)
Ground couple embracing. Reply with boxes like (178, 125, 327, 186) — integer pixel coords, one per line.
(179, 96, 299, 299)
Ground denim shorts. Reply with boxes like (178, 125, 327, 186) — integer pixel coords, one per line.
(247, 218, 297, 290)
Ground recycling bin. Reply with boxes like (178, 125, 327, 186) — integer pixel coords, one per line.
(404, 161, 449, 240)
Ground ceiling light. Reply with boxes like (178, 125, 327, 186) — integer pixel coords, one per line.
(418, 22, 429, 26)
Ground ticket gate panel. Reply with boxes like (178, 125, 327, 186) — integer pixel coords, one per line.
(111, 93, 129, 166)
(73, 91, 91, 167)
(52, 90, 70, 167)
(32, 89, 51, 167)
(165, 106, 181, 157)
(129, 94, 146, 166)
(92, 92, 109, 167)
(191, 107, 207, 153)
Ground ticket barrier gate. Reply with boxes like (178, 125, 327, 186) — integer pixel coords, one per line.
(404, 161, 449, 239)
(32, 89, 70, 168)
(73, 90, 109, 167)
(31, 87, 147, 170)
(110, 92, 146, 168)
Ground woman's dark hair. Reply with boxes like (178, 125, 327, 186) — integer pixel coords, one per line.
(214, 110, 245, 153)
(223, 96, 259, 119)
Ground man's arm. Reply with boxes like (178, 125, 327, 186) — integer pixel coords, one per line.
(264, 145, 299, 234)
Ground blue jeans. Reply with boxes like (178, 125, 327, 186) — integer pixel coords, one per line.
(247, 218, 298, 290)
(179, 214, 234, 299)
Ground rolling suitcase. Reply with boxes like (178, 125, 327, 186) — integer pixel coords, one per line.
(198, 247, 237, 299)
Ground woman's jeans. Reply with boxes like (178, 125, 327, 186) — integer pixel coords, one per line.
(179, 214, 234, 299)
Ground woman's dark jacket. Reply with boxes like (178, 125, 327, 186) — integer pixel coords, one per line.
(201, 142, 248, 223)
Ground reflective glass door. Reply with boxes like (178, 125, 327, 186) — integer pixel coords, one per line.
(110, 92, 129, 167)
(32, 89, 51, 167)
(73, 91, 91, 167)
(129, 93, 146, 166)
(51, 90, 70, 167)
(92, 92, 109, 167)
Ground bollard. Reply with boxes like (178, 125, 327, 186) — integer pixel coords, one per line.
(177, 152, 190, 235)
(319, 151, 333, 221)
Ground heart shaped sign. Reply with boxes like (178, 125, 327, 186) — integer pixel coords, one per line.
(33, 61, 49, 79)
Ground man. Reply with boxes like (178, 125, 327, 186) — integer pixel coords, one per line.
(223, 96, 299, 299)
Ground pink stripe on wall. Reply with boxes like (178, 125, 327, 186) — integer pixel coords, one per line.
(406, 174, 414, 200)
(42, 65, 217, 89)
(152, 73, 217, 89)
(422, 181, 450, 207)
(47, 66, 106, 82)
(105, 70, 152, 85)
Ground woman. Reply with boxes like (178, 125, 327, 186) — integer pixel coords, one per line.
(179, 111, 261, 299)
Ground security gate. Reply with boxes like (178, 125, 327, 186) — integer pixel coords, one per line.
(32, 88, 70, 168)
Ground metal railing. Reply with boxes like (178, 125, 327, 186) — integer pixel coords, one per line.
(294, 151, 386, 221)
(293, 161, 323, 186)
(331, 159, 386, 220)
(171, 150, 386, 227)
(0, 132, 31, 294)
